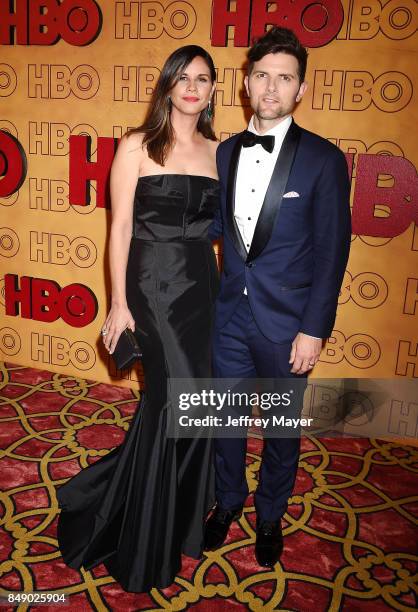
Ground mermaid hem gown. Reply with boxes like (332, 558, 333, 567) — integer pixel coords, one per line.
(56, 175, 220, 592)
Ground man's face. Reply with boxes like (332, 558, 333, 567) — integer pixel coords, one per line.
(244, 52, 307, 125)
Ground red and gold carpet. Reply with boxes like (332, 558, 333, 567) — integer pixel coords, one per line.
(1, 362, 417, 611)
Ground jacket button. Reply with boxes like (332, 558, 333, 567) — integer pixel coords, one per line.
(246, 262, 255, 268)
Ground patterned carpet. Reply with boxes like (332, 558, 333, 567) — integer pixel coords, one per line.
(0, 361, 417, 611)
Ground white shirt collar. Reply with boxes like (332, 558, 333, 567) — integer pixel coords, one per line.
(247, 115, 292, 151)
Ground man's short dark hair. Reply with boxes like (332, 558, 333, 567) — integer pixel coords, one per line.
(247, 27, 308, 82)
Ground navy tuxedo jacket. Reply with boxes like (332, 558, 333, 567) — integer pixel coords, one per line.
(209, 120, 352, 343)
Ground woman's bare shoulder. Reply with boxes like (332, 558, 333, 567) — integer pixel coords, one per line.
(206, 138, 220, 153)
(113, 131, 147, 171)
(120, 130, 146, 153)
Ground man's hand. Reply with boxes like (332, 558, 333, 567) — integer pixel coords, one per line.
(289, 332, 322, 375)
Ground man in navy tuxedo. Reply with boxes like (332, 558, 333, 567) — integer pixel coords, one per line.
(204, 27, 351, 566)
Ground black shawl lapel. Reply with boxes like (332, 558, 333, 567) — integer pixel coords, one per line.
(226, 134, 248, 261)
(247, 120, 302, 263)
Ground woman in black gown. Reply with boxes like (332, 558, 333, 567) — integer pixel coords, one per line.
(56, 46, 220, 592)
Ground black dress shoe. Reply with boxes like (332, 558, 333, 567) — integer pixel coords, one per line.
(203, 505, 243, 551)
(255, 519, 283, 567)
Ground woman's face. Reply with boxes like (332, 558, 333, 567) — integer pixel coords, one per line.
(169, 56, 215, 116)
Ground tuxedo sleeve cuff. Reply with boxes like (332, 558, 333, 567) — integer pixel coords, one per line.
(300, 318, 333, 340)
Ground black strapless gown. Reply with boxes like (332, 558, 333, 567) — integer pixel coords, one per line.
(56, 174, 220, 592)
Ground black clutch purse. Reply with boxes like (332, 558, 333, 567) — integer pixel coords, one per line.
(112, 328, 142, 370)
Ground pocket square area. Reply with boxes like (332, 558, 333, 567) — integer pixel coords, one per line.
(283, 191, 300, 198)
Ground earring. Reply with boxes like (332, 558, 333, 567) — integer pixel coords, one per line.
(206, 99, 213, 119)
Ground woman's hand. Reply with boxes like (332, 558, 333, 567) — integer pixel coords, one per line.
(101, 303, 136, 354)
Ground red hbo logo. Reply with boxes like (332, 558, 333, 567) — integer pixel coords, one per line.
(0, 0, 102, 46)
(5, 274, 98, 327)
(0, 131, 27, 197)
(349, 154, 418, 239)
(211, 0, 344, 47)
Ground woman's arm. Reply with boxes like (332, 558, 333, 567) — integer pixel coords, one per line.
(102, 132, 144, 354)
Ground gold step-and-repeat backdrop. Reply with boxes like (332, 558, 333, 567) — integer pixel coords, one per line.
(1, 1, 417, 394)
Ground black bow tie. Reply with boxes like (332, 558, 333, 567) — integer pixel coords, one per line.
(241, 130, 275, 153)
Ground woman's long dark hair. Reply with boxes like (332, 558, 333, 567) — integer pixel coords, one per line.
(127, 45, 216, 166)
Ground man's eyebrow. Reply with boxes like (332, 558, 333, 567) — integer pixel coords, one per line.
(252, 70, 295, 77)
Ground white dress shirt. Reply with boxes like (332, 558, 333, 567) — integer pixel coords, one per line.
(234, 115, 293, 252)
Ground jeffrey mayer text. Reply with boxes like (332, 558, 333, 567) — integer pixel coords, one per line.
(179, 415, 314, 429)
(225, 415, 313, 428)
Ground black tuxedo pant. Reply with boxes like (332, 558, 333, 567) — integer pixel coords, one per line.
(212, 294, 307, 522)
